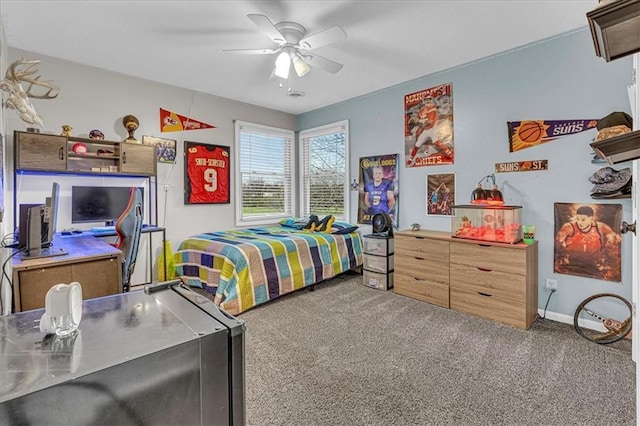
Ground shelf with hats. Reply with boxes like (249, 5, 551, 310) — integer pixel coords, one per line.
(14, 131, 156, 177)
(590, 129, 640, 166)
(589, 165, 633, 199)
(68, 136, 120, 174)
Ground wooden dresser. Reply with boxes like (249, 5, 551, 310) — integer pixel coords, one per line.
(394, 229, 538, 329)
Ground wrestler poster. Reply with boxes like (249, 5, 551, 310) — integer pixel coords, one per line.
(404, 83, 454, 167)
(553, 202, 622, 282)
(357, 154, 399, 227)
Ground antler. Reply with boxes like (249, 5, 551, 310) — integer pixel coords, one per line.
(0, 57, 59, 126)
(7, 57, 58, 99)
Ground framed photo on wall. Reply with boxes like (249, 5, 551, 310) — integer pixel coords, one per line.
(426, 173, 455, 215)
(142, 135, 177, 164)
(184, 141, 230, 204)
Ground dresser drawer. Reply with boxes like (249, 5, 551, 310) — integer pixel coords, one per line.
(449, 263, 526, 303)
(450, 287, 528, 329)
(395, 235, 449, 263)
(449, 241, 527, 275)
(395, 254, 449, 285)
(394, 274, 449, 308)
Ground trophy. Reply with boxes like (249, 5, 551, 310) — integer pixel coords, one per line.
(123, 114, 140, 143)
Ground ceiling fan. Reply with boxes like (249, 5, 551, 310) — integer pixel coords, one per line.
(223, 14, 347, 79)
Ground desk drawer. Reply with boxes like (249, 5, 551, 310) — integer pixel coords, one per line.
(16, 257, 120, 311)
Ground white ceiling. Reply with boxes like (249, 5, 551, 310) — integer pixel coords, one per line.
(0, 0, 597, 115)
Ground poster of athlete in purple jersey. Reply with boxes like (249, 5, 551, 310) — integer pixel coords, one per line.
(358, 154, 399, 227)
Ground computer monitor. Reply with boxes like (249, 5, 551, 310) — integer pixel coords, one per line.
(21, 182, 67, 259)
(71, 186, 144, 226)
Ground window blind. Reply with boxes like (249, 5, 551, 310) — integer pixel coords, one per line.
(235, 121, 294, 226)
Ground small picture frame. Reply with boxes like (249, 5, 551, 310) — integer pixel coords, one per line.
(426, 173, 455, 216)
(142, 135, 177, 164)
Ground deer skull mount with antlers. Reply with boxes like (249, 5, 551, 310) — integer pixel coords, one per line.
(0, 57, 59, 126)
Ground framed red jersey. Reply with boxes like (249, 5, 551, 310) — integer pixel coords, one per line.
(184, 141, 230, 204)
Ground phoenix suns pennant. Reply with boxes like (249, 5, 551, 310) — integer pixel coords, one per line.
(508, 119, 598, 152)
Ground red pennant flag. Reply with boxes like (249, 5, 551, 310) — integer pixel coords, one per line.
(160, 108, 216, 132)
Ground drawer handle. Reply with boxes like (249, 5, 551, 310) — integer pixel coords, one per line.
(478, 244, 491, 247)
(413, 277, 425, 282)
(415, 236, 425, 239)
(414, 256, 424, 260)
(478, 292, 492, 297)
(477, 267, 492, 272)
(59, 147, 64, 160)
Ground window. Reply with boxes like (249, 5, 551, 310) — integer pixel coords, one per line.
(299, 120, 349, 220)
(234, 121, 295, 227)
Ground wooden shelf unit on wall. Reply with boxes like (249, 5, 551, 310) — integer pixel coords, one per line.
(12, 130, 159, 231)
(14, 131, 156, 176)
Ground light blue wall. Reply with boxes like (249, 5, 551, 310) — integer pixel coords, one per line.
(298, 28, 634, 321)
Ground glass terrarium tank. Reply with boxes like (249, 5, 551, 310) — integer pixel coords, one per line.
(452, 205, 523, 244)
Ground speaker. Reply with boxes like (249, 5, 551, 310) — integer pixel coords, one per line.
(372, 213, 393, 237)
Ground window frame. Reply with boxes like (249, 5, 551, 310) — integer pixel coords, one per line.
(298, 120, 350, 221)
(234, 120, 296, 227)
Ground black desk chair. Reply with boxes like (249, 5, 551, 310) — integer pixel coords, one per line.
(113, 187, 143, 292)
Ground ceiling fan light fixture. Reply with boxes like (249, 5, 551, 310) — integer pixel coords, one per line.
(274, 51, 291, 79)
(292, 54, 310, 77)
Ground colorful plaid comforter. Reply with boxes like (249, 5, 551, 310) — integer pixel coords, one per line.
(174, 226, 363, 315)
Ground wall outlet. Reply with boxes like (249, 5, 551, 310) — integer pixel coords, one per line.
(544, 278, 558, 293)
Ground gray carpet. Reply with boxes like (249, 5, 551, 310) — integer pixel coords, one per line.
(238, 273, 636, 426)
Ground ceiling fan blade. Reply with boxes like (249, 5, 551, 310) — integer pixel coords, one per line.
(247, 14, 286, 44)
(298, 26, 347, 50)
(305, 53, 343, 74)
(223, 48, 279, 55)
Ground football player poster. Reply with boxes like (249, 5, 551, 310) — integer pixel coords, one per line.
(184, 141, 230, 204)
(426, 173, 455, 216)
(404, 82, 454, 167)
(357, 154, 399, 227)
(553, 202, 622, 282)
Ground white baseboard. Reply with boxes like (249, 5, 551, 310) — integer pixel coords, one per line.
(537, 309, 573, 325)
(538, 309, 608, 332)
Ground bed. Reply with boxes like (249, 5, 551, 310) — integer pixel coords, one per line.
(174, 225, 363, 315)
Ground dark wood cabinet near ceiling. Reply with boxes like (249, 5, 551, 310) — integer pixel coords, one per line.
(15, 132, 67, 171)
(14, 131, 156, 176)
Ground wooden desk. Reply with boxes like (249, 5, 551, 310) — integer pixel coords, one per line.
(11, 236, 122, 312)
